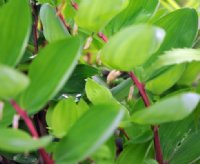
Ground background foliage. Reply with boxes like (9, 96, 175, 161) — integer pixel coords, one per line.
(0, 0, 200, 163)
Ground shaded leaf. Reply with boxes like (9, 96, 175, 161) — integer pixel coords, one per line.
(116, 143, 148, 164)
(105, 0, 159, 36)
(63, 64, 99, 94)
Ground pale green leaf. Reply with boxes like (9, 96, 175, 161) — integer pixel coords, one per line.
(131, 93, 200, 125)
(0, 0, 31, 66)
(0, 65, 29, 100)
(54, 104, 124, 163)
(0, 128, 52, 153)
(40, 4, 70, 42)
(100, 24, 165, 71)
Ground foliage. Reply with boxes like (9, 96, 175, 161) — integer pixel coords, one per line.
(0, 0, 200, 163)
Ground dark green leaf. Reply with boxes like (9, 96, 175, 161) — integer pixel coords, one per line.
(105, 0, 159, 36)
(116, 143, 148, 164)
(63, 64, 99, 94)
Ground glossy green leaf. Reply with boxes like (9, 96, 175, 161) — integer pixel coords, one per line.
(146, 64, 186, 95)
(100, 24, 165, 71)
(105, 0, 159, 36)
(75, 0, 129, 32)
(0, 65, 29, 100)
(131, 92, 200, 125)
(0, 0, 31, 66)
(149, 49, 200, 71)
(40, 4, 70, 42)
(20, 37, 81, 114)
(0, 128, 52, 153)
(52, 98, 78, 138)
(116, 143, 148, 164)
(85, 78, 116, 105)
(54, 104, 124, 163)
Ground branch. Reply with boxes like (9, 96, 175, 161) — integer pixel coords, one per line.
(97, 32, 164, 164)
(10, 100, 54, 164)
(129, 72, 163, 164)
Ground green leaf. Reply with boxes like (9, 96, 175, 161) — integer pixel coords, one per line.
(145, 8, 198, 66)
(146, 64, 186, 95)
(40, 4, 70, 42)
(149, 49, 200, 71)
(178, 62, 200, 85)
(0, 128, 52, 153)
(170, 130, 200, 164)
(20, 37, 82, 114)
(85, 78, 116, 105)
(63, 64, 99, 94)
(105, 0, 159, 36)
(100, 24, 165, 71)
(131, 92, 200, 125)
(116, 143, 148, 164)
(54, 104, 124, 163)
(159, 115, 195, 161)
(37, 0, 55, 5)
(51, 98, 78, 138)
(0, 0, 31, 66)
(0, 65, 29, 100)
(0, 102, 15, 128)
(75, 0, 129, 32)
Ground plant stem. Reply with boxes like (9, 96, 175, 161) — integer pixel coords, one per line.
(31, 0, 39, 54)
(71, 0, 79, 10)
(9, 100, 54, 164)
(129, 72, 164, 164)
(98, 32, 108, 42)
(97, 32, 164, 163)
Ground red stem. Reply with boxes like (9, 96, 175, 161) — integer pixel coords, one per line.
(71, 0, 79, 10)
(9, 100, 54, 164)
(98, 32, 163, 164)
(129, 72, 163, 164)
(98, 32, 108, 42)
